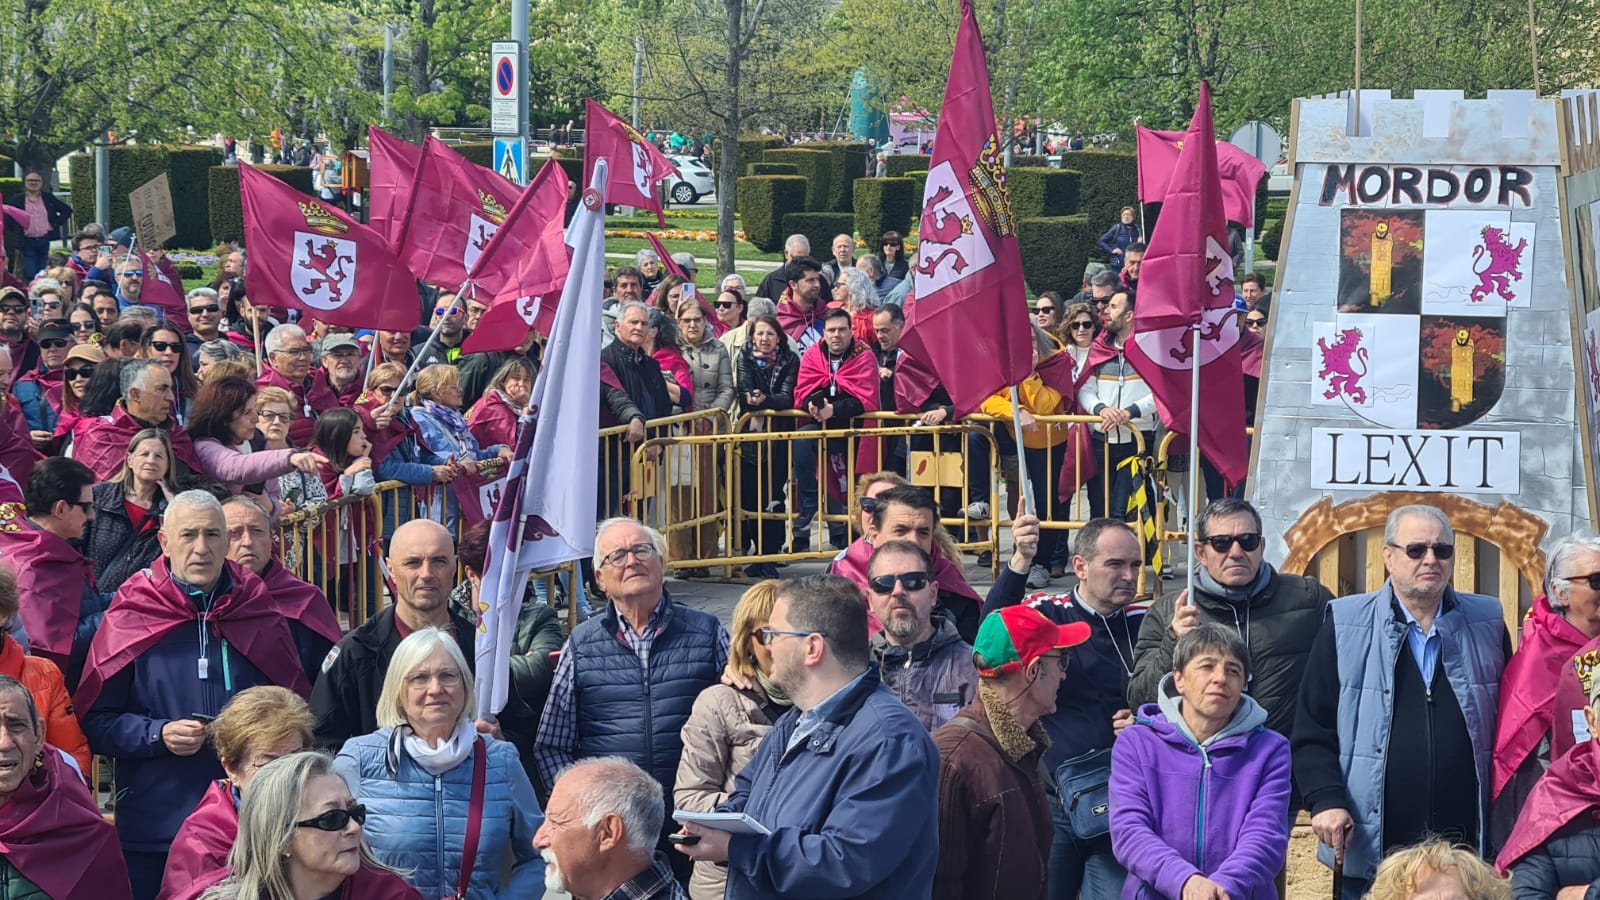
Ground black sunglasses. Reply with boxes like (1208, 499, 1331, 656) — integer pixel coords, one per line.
(1388, 541, 1454, 561)
(715, 301, 740, 310)
(1561, 572, 1600, 591)
(867, 571, 931, 594)
(1203, 533, 1262, 553)
(0, 305, 25, 315)
(38, 339, 68, 350)
(1244, 317, 1266, 327)
(150, 340, 181, 353)
(70, 321, 96, 331)
(64, 365, 96, 380)
(1069, 321, 1095, 330)
(1033, 305, 1055, 314)
(295, 804, 368, 832)
(189, 304, 220, 315)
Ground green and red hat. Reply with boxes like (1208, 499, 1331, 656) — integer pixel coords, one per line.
(974, 606, 1091, 677)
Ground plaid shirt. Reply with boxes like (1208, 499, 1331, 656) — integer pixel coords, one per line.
(599, 854, 689, 900)
(534, 594, 731, 789)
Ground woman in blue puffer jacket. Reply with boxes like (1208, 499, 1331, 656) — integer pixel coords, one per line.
(334, 628, 544, 899)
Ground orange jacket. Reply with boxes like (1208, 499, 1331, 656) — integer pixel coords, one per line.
(0, 636, 91, 773)
(980, 359, 1070, 450)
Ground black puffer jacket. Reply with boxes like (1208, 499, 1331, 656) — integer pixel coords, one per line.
(1128, 563, 1332, 740)
(83, 482, 166, 596)
(735, 343, 799, 424)
(1511, 816, 1600, 900)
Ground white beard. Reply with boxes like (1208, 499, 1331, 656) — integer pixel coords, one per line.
(542, 849, 567, 894)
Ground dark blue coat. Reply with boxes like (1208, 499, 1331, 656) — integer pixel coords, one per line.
(722, 667, 939, 900)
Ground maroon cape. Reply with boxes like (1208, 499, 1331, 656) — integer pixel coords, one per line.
(796, 340, 880, 475)
(75, 558, 312, 710)
(338, 868, 423, 899)
(0, 396, 41, 484)
(258, 365, 341, 447)
(260, 560, 343, 647)
(320, 366, 366, 408)
(0, 749, 131, 900)
(1552, 634, 1600, 763)
(1494, 594, 1592, 799)
(1239, 328, 1264, 379)
(1496, 736, 1600, 873)
(158, 779, 236, 900)
(777, 296, 820, 345)
(0, 517, 93, 662)
(830, 537, 981, 635)
(72, 404, 202, 481)
(355, 390, 418, 469)
(467, 391, 520, 449)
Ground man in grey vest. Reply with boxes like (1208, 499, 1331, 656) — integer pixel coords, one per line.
(1292, 504, 1510, 899)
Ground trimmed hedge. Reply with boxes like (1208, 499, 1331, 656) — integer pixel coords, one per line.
(1065, 150, 1138, 236)
(1017, 215, 1095, 298)
(552, 146, 582, 160)
(906, 170, 928, 205)
(1260, 218, 1283, 261)
(67, 146, 169, 238)
(749, 163, 799, 177)
(1007, 167, 1081, 220)
(176, 262, 204, 281)
(761, 148, 831, 212)
(736, 176, 808, 254)
(165, 147, 224, 249)
(209, 165, 315, 247)
(1011, 154, 1048, 168)
(853, 178, 916, 249)
(782, 212, 856, 262)
(456, 142, 494, 168)
(715, 135, 785, 183)
(885, 154, 930, 178)
(802, 141, 873, 211)
(0, 179, 19, 200)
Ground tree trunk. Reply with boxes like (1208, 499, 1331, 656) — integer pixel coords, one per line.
(716, 0, 744, 277)
(405, 0, 435, 142)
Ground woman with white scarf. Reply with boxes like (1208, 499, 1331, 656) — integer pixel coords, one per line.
(333, 629, 544, 899)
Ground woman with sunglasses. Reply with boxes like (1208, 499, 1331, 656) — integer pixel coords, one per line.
(51, 344, 109, 453)
(1056, 301, 1101, 378)
(160, 687, 319, 900)
(880, 231, 909, 281)
(674, 580, 789, 900)
(712, 287, 747, 335)
(83, 427, 183, 595)
(67, 301, 100, 345)
(198, 751, 419, 900)
(141, 322, 200, 425)
(333, 629, 544, 899)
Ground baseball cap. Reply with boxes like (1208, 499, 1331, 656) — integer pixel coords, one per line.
(109, 226, 134, 249)
(36, 320, 72, 344)
(973, 606, 1091, 677)
(320, 333, 361, 354)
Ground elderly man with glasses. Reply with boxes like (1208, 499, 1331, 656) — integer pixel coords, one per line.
(1293, 503, 1510, 899)
(257, 323, 339, 446)
(533, 516, 728, 883)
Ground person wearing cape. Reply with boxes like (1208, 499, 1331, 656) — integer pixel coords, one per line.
(792, 307, 880, 551)
(1497, 673, 1600, 893)
(221, 496, 343, 680)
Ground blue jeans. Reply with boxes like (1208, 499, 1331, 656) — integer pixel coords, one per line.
(17, 236, 49, 280)
(1049, 772, 1126, 900)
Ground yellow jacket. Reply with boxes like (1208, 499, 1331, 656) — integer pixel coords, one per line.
(980, 361, 1069, 450)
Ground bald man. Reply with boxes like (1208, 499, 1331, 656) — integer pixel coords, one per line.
(309, 519, 478, 748)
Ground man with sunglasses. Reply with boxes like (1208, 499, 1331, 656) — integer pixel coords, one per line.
(1293, 504, 1510, 899)
(864, 540, 977, 732)
(80, 490, 316, 899)
(410, 292, 470, 364)
(1129, 499, 1332, 743)
(184, 287, 224, 362)
(0, 288, 38, 388)
(933, 605, 1090, 900)
(535, 517, 727, 882)
(675, 575, 938, 900)
(13, 320, 72, 444)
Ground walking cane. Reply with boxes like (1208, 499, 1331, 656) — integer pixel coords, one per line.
(1331, 835, 1347, 900)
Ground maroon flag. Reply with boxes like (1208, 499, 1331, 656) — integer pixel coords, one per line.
(1136, 125, 1269, 228)
(645, 230, 721, 333)
(367, 126, 421, 246)
(394, 136, 522, 288)
(1124, 82, 1248, 486)
(238, 163, 420, 332)
(895, 0, 1033, 418)
(466, 157, 568, 298)
(134, 249, 189, 331)
(583, 99, 679, 225)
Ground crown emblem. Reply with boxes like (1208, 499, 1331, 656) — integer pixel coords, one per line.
(967, 134, 1016, 238)
(1576, 650, 1600, 698)
(298, 201, 348, 236)
(478, 189, 509, 225)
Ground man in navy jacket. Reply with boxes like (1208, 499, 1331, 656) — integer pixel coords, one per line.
(677, 574, 939, 899)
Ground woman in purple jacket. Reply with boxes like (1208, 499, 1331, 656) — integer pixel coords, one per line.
(1109, 623, 1291, 900)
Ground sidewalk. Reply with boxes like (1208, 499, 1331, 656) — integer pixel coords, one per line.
(603, 251, 782, 273)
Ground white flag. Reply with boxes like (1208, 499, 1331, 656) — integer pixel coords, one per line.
(474, 160, 607, 716)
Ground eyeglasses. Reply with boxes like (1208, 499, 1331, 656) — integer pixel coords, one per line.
(273, 346, 313, 357)
(119, 270, 144, 278)
(756, 627, 827, 646)
(714, 301, 739, 310)
(867, 571, 931, 594)
(258, 410, 291, 423)
(295, 805, 368, 832)
(38, 339, 68, 350)
(1561, 572, 1600, 591)
(859, 496, 879, 514)
(433, 306, 461, 317)
(64, 365, 96, 380)
(189, 304, 220, 315)
(1032, 305, 1055, 314)
(70, 321, 96, 332)
(600, 542, 659, 568)
(404, 668, 462, 689)
(0, 306, 25, 315)
(149, 340, 181, 353)
(1387, 542, 1455, 561)
(1203, 533, 1262, 553)
(678, 316, 705, 325)
(1244, 317, 1266, 328)
(1069, 321, 1095, 331)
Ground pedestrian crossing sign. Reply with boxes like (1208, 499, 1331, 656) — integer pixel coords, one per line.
(494, 137, 526, 186)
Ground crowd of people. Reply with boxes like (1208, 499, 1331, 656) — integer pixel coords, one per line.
(0, 193, 1579, 900)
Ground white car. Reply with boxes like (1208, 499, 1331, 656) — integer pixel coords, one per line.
(667, 154, 715, 204)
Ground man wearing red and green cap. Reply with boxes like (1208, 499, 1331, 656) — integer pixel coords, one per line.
(932, 606, 1090, 900)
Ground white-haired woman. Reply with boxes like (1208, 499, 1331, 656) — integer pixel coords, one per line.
(199, 751, 419, 900)
(831, 266, 881, 347)
(333, 629, 544, 899)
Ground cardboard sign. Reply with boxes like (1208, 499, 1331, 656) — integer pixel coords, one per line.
(129, 173, 176, 248)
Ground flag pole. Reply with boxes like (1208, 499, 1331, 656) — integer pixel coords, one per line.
(1008, 384, 1033, 523)
(383, 281, 470, 415)
(1186, 323, 1200, 601)
(1133, 116, 1147, 238)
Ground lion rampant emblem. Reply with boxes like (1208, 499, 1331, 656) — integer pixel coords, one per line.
(916, 185, 973, 278)
(1317, 327, 1370, 404)
(1469, 225, 1527, 303)
(297, 238, 353, 305)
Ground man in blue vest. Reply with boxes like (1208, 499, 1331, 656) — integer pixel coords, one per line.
(533, 516, 728, 884)
(1293, 503, 1510, 899)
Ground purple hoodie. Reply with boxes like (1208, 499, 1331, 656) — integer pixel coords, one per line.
(1109, 674, 1291, 900)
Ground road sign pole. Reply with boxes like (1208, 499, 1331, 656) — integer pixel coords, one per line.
(511, 0, 529, 155)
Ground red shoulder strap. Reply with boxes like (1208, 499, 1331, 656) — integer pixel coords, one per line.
(455, 737, 488, 899)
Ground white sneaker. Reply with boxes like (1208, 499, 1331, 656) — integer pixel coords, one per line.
(966, 501, 991, 519)
(1027, 565, 1051, 588)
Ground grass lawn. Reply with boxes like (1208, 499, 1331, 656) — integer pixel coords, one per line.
(604, 234, 782, 266)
